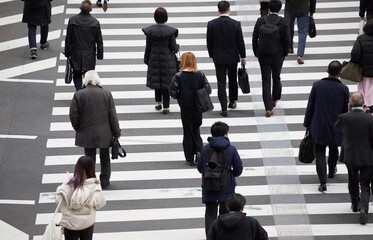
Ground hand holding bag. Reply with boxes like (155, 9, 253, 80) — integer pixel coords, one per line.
(41, 200, 63, 240)
(111, 138, 127, 159)
(308, 16, 316, 38)
(238, 66, 250, 94)
(298, 130, 315, 164)
(341, 61, 362, 82)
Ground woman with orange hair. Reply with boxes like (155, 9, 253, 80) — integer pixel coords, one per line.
(170, 52, 212, 166)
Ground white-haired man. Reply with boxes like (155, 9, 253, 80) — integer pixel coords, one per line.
(69, 70, 121, 189)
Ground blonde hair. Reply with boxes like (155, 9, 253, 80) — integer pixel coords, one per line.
(83, 70, 101, 86)
(179, 52, 198, 72)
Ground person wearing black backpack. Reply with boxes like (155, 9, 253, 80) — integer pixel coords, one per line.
(252, 0, 290, 117)
(197, 121, 243, 237)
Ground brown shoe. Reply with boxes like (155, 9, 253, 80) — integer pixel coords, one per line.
(297, 56, 304, 64)
(289, 48, 294, 54)
(272, 100, 279, 108)
(103, 1, 108, 12)
(265, 110, 274, 117)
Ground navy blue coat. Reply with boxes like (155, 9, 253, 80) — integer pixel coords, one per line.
(197, 137, 243, 203)
(303, 77, 350, 146)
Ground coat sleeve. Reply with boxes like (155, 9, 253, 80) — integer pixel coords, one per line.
(206, 219, 218, 240)
(96, 22, 104, 60)
(65, 20, 72, 58)
(303, 83, 316, 127)
(370, 120, 373, 150)
(342, 87, 350, 114)
(169, 74, 180, 99)
(144, 36, 151, 65)
(252, 18, 260, 57)
(231, 147, 243, 177)
(281, 19, 290, 57)
(169, 29, 179, 53)
(108, 93, 121, 138)
(334, 114, 343, 132)
(206, 22, 214, 58)
(92, 191, 106, 210)
(236, 22, 246, 59)
(350, 39, 362, 64)
(197, 146, 207, 173)
(253, 218, 269, 240)
(69, 94, 80, 131)
(310, 0, 316, 14)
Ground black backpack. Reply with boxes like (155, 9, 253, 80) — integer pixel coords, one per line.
(258, 16, 282, 55)
(202, 145, 228, 191)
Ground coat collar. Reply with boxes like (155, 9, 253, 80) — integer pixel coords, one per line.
(321, 77, 342, 84)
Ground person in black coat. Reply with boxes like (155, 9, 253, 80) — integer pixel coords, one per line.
(360, 0, 373, 21)
(22, 0, 52, 59)
(207, 193, 268, 240)
(143, 7, 179, 114)
(169, 52, 211, 166)
(252, 0, 290, 117)
(65, 0, 103, 91)
(206, 1, 246, 117)
(335, 92, 373, 224)
(304, 61, 350, 192)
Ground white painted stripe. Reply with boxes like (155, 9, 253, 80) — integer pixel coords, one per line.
(0, 0, 16, 3)
(0, 134, 37, 140)
(0, 199, 35, 205)
(41, 164, 347, 184)
(0, 57, 57, 79)
(0, 6, 64, 27)
(0, 220, 28, 240)
(0, 30, 61, 52)
(0, 78, 54, 84)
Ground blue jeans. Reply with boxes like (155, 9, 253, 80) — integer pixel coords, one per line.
(284, 11, 309, 57)
(27, 24, 49, 51)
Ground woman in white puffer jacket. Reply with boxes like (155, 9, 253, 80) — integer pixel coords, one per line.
(56, 156, 106, 240)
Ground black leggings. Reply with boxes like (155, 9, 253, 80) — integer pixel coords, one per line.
(64, 225, 94, 240)
(155, 89, 170, 108)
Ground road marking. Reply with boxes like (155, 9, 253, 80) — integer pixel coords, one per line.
(0, 57, 57, 79)
(0, 134, 37, 139)
(0, 78, 54, 84)
(0, 199, 35, 205)
(0, 220, 28, 240)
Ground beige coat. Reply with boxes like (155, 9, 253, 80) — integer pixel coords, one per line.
(56, 178, 106, 231)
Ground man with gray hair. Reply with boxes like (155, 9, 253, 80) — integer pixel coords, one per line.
(335, 92, 373, 224)
(70, 70, 121, 189)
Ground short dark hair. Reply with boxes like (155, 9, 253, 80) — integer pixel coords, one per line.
(80, 0, 92, 14)
(328, 60, 343, 77)
(349, 92, 364, 107)
(269, 0, 282, 13)
(211, 121, 229, 137)
(227, 193, 246, 211)
(218, 1, 230, 13)
(154, 7, 168, 23)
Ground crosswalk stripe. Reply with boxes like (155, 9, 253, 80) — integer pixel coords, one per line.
(0, 58, 57, 79)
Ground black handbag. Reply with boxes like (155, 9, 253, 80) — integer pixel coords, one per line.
(196, 86, 214, 112)
(111, 138, 126, 159)
(238, 66, 250, 94)
(298, 130, 315, 163)
(308, 16, 316, 38)
(65, 58, 73, 84)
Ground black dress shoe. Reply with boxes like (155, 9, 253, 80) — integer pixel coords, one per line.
(186, 161, 196, 166)
(220, 110, 228, 117)
(228, 102, 237, 109)
(328, 166, 337, 178)
(155, 104, 162, 110)
(318, 183, 327, 192)
(359, 209, 368, 225)
(351, 204, 358, 213)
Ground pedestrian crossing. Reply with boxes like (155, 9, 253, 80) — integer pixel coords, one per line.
(32, 0, 373, 239)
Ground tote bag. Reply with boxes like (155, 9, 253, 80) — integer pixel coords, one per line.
(341, 61, 362, 83)
(196, 86, 214, 112)
(41, 201, 63, 240)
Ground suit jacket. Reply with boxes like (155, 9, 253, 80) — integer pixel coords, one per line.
(335, 109, 373, 166)
(303, 77, 350, 146)
(206, 15, 246, 64)
(69, 85, 121, 148)
(252, 14, 290, 57)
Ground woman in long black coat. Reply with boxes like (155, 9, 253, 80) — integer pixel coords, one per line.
(22, 0, 52, 59)
(142, 7, 179, 114)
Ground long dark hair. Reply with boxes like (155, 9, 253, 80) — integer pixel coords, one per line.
(68, 156, 96, 191)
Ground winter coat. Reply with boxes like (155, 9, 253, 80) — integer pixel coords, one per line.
(142, 24, 179, 90)
(207, 212, 268, 240)
(65, 12, 103, 72)
(197, 136, 243, 203)
(303, 77, 349, 146)
(56, 178, 106, 231)
(285, 0, 316, 14)
(69, 84, 121, 148)
(169, 71, 212, 110)
(351, 21, 373, 77)
(22, 0, 52, 26)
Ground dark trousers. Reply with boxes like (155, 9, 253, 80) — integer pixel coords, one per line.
(205, 202, 228, 236)
(214, 63, 238, 111)
(347, 164, 373, 212)
(73, 71, 85, 91)
(64, 224, 94, 240)
(315, 144, 338, 184)
(27, 23, 49, 50)
(155, 89, 170, 108)
(84, 148, 111, 186)
(258, 55, 284, 111)
(180, 108, 203, 162)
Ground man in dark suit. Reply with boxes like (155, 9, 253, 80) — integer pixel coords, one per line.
(252, 0, 290, 117)
(206, 1, 246, 117)
(303, 61, 350, 192)
(335, 92, 373, 224)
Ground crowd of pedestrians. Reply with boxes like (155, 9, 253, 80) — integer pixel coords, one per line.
(21, 0, 373, 238)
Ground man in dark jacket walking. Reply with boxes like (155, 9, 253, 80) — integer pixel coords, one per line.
(304, 61, 350, 192)
(207, 193, 268, 240)
(69, 70, 121, 189)
(335, 92, 373, 224)
(207, 1, 246, 117)
(252, 0, 290, 117)
(22, 0, 52, 59)
(65, 0, 103, 91)
(197, 121, 243, 236)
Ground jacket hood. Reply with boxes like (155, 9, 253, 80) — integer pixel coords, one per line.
(57, 178, 102, 210)
(364, 21, 373, 36)
(218, 212, 246, 230)
(142, 24, 178, 39)
(207, 136, 230, 150)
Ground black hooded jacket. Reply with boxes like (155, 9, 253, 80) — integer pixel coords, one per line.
(207, 212, 268, 240)
(351, 21, 373, 77)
